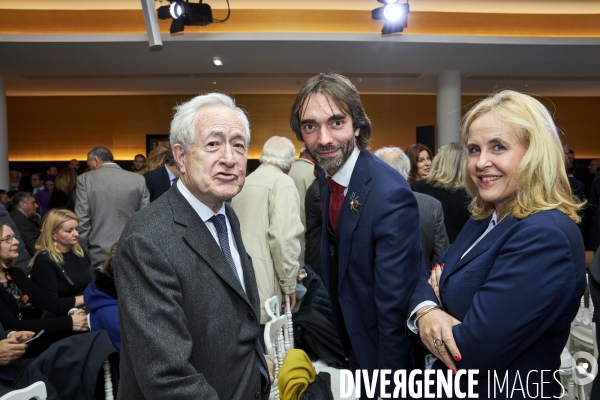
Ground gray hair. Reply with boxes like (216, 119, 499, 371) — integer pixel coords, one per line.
(170, 93, 250, 152)
(259, 136, 296, 171)
(374, 147, 410, 180)
(11, 192, 33, 208)
(88, 146, 114, 162)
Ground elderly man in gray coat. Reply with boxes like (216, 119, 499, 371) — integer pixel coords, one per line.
(75, 146, 149, 264)
(114, 93, 274, 399)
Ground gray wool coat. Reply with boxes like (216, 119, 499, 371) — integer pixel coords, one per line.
(114, 184, 269, 400)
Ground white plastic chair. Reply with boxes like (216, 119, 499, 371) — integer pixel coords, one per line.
(569, 277, 598, 359)
(264, 315, 290, 400)
(86, 314, 115, 400)
(0, 381, 46, 400)
(264, 295, 293, 352)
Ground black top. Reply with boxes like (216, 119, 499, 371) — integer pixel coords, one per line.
(0, 267, 73, 333)
(31, 251, 91, 301)
(411, 180, 471, 244)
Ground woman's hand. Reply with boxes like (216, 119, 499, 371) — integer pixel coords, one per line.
(71, 313, 89, 332)
(417, 307, 462, 371)
(427, 263, 444, 304)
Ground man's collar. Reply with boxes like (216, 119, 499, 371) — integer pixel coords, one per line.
(328, 146, 360, 188)
(176, 179, 225, 222)
(164, 164, 177, 181)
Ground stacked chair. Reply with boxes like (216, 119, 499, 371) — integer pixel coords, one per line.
(263, 295, 352, 400)
(562, 275, 597, 400)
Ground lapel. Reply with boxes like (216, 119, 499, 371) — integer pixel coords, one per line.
(337, 151, 372, 289)
(168, 186, 252, 308)
(225, 203, 260, 311)
(440, 214, 519, 287)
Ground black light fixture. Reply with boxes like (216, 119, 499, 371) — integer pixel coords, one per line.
(372, 0, 410, 35)
(157, 0, 219, 34)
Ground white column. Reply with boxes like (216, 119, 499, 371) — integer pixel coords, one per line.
(0, 76, 8, 191)
(436, 71, 462, 150)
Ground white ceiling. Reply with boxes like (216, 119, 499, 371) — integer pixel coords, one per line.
(1, 1, 600, 96)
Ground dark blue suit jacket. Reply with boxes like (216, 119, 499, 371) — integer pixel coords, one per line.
(320, 150, 423, 372)
(143, 165, 171, 203)
(410, 209, 586, 399)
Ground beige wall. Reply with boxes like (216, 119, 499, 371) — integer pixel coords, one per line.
(7, 94, 600, 161)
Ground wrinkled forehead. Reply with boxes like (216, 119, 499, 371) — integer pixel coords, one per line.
(193, 105, 248, 141)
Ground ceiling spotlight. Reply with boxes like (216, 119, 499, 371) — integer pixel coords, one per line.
(372, 0, 410, 35)
(213, 57, 223, 66)
(157, 0, 215, 34)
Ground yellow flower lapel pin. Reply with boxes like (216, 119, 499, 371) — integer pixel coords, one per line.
(349, 192, 361, 213)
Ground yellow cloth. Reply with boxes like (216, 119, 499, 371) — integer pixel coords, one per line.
(277, 349, 317, 400)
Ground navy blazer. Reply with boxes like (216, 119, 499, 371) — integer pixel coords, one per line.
(143, 165, 172, 203)
(320, 150, 423, 372)
(410, 209, 586, 399)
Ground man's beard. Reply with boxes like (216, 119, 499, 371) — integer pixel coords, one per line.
(309, 137, 356, 172)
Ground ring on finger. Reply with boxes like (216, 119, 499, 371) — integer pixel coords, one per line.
(431, 284, 437, 289)
(433, 337, 444, 350)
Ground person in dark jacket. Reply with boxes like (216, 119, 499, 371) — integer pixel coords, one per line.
(0, 221, 89, 358)
(412, 142, 471, 243)
(84, 243, 120, 350)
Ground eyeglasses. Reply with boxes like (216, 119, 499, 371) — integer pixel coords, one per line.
(0, 234, 17, 244)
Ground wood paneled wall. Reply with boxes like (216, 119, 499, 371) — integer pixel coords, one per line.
(6, 93, 600, 161)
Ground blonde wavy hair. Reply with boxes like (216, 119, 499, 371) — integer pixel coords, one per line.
(425, 142, 467, 192)
(0, 221, 15, 270)
(55, 168, 77, 196)
(30, 209, 85, 266)
(140, 143, 170, 174)
(462, 90, 582, 222)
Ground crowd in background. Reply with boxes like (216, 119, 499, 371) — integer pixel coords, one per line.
(0, 79, 599, 398)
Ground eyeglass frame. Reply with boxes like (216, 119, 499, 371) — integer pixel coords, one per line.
(0, 234, 17, 244)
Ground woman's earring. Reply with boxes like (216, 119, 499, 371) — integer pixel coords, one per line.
(53, 241, 59, 251)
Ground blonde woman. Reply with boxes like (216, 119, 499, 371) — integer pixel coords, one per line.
(0, 221, 88, 357)
(410, 90, 586, 398)
(30, 209, 90, 305)
(412, 142, 471, 243)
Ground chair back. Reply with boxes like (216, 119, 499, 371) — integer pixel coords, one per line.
(264, 315, 290, 400)
(0, 381, 47, 400)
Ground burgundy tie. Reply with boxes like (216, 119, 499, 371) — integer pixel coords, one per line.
(328, 178, 346, 234)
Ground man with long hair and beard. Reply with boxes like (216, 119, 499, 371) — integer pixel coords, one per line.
(290, 73, 423, 398)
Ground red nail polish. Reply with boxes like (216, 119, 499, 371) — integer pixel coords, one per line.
(455, 355, 461, 361)
(452, 368, 457, 375)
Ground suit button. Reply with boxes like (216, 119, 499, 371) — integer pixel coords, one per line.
(279, 279, 285, 284)
(248, 313, 254, 321)
(255, 391, 261, 398)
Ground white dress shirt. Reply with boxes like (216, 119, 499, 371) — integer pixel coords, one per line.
(327, 146, 360, 196)
(176, 179, 246, 292)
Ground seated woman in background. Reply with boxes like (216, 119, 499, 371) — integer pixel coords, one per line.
(411, 142, 471, 244)
(410, 90, 586, 398)
(30, 209, 90, 306)
(85, 243, 120, 350)
(0, 221, 89, 358)
(405, 143, 433, 185)
(49, 168, 78, 211)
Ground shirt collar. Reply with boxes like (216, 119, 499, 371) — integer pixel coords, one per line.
(164, 164, 177, 181)
(329, 146, 360, 188)
(490, 211, 498, 227)
(176, 179, 225, 222)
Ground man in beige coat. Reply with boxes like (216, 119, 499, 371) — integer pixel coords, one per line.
(231, 136, 303, 325)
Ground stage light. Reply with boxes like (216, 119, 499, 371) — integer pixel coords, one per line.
(170, 2, 184, 19)
(158, 0, 229, 34)
(213, 57, 223, 66)
(372, 0, 410, 35)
